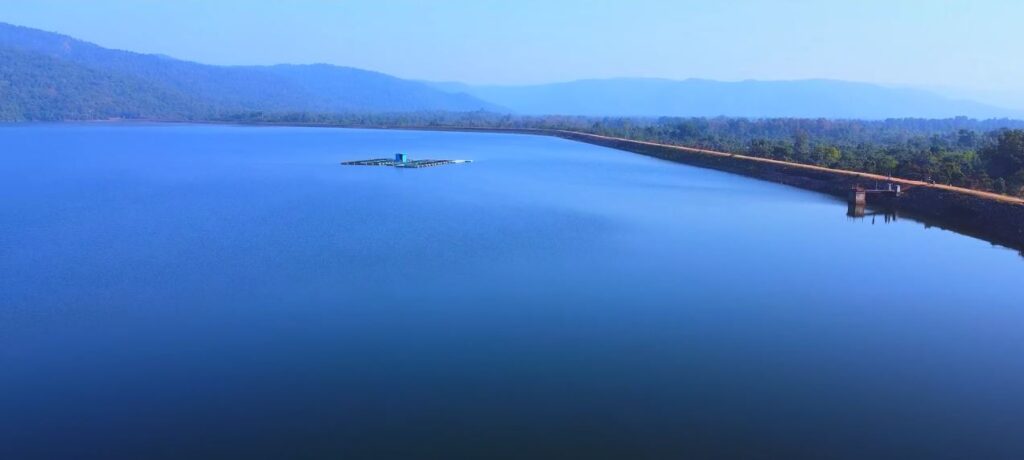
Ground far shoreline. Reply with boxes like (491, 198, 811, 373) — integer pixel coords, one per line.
(24, 118, 1024, 254)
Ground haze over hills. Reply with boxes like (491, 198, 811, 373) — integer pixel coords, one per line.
(0, 22, 496, 120)
(0, 21, 1021, 121)
(430, 78, 1023, 120)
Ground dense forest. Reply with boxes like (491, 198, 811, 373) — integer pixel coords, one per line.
(218, 111, 1024, 197)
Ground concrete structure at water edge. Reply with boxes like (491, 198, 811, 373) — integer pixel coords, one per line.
(848, 182, 901, 206)
(341, 153, 471, 169)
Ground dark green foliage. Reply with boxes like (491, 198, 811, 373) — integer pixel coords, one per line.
(982, 130, 1024, 194)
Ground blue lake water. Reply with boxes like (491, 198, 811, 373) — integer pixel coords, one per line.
(2, 124, 1023, 459)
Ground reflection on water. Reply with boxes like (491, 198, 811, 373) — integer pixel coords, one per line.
(847, 202, 898, 223)
(847, 202, 866, 218)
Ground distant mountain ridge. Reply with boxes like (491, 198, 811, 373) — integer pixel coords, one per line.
(0, 21, 1020, 121)
(0, 22, 496, 120)
(429, 78, 1023, 120)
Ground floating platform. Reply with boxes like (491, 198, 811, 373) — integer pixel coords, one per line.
(398, 159, 472, 168)
(341, 158, 397, 166)
(341, 154, 471, 169)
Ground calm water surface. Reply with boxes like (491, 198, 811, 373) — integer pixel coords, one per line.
(2, 124, 1023, 459)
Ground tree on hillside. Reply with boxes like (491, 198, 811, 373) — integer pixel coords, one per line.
(982, 130, 1024, 195)
(812, 145, 841, 167)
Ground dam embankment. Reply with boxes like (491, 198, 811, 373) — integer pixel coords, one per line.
(538, 129, 1024, 252)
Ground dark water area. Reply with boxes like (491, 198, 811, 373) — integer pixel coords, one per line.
(2, 124, 1023, 459)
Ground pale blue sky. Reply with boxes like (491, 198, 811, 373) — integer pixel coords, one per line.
(1, 0, 1021, 96)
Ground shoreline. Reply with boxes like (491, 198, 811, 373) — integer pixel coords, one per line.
(62, 119, 1024, 253)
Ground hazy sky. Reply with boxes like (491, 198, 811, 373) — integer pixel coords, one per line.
(1, 0, 1022, 94)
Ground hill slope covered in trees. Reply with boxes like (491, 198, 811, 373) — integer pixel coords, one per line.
(0, 47, 203, 120)
(0, 22, 496, 120)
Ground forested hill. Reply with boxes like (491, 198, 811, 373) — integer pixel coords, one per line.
(0, 22, 497, 120)
(0, 47, 203, 120)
